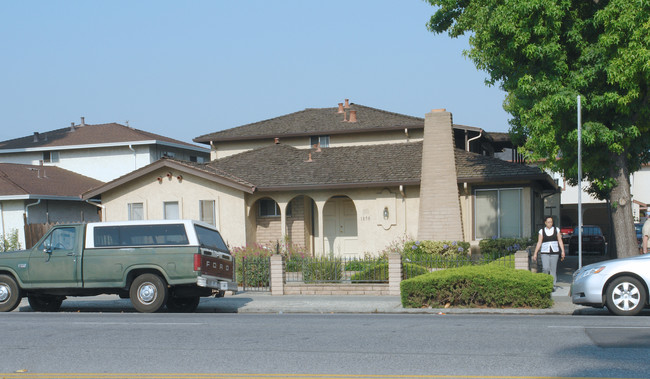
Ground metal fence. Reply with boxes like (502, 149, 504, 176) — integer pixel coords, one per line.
(285, 257, 389, 283)
(238, 256, 271, 292)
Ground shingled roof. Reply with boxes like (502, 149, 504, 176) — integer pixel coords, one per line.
(193, 103, 425, 143)
(0, 122, 207, 152)
(204, 142, 556, 191)
(0, 163, 103, 199)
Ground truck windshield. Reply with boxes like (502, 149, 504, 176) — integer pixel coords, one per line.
(194, 225, 229, 252)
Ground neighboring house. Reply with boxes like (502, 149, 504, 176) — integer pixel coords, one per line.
(547, 164, 650, 244)
(0, 163, 103, 248)
(83, 101, 557, 257)
(0, 118, 210, 182)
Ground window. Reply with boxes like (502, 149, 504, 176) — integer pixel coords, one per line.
(194, 225, 228, 252)
(200, 200, 216, 226)
(162, 151, 176, 158)
(475, 188, 522, 239)
(94, 224, 189, 247)
(310, 135, 330, 148)
(128, 203, 144, 220)
(43, 151, 59, 163)
(259, 199, 280, 217)
(164, 201, 179, 219)
(190, 156, 205, 163)
(39, 227, 76, 251)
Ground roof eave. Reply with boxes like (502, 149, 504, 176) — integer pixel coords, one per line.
(256, 180, 421, 192)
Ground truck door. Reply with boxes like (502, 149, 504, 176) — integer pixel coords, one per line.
(28, 226, 80, 287)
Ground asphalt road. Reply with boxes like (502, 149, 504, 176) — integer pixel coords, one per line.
(1, 313, 649, 378)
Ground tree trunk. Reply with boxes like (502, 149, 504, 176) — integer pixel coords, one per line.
(609, 152, 637, 258)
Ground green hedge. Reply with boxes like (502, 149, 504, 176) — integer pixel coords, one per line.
(478, 237, 533, 260)
(350, 262, 429, 283)
(401, 265, 553, 309)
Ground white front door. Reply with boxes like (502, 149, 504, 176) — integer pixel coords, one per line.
(323, 197, 358, 256)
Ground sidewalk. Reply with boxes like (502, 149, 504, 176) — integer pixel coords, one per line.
(17, 255, 609, 315)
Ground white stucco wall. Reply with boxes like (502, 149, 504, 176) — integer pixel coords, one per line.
(0, 144, 209, 182)
(99, 168, 248, 247)
(0, 200, 27, 249)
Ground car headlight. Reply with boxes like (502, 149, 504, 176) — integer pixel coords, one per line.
(576, 266, 606, 280)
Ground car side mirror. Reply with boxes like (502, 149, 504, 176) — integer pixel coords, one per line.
(42, 243, 52, 254)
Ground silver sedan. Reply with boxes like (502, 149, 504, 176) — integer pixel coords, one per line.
(571, 254, 650, 316)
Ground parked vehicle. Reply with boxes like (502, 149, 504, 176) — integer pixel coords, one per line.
(571, 254, 650, 316)
(0, 220, 237, 313)
(568, 225, 606, 255)
(560, 226, 573, 245)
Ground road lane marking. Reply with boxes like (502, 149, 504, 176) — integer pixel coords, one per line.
(0, 376, 634, 379)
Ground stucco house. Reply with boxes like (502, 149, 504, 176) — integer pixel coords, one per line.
(83, 101, 557, 256)
(0, 163, 103, 248)
(0, 118, 210, 182)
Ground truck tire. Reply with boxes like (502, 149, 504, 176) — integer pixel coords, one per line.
(0, 275, 22, 312)
(130, 273, 168, 313)
(28, 295, 64, 312)
(605, 276, 647, 316)
(166, 296, 200, 313)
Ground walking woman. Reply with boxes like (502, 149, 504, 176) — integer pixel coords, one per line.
(532, 216, 565, 290)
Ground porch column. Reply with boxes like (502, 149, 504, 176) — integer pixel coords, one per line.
(278, 200, 288, 243)
(314, 200, 326, 255)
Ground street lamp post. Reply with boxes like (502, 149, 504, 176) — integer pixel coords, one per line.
(578, 95, 583, 269)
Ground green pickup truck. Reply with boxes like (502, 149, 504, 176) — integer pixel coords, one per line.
(0, 220, 237, 313)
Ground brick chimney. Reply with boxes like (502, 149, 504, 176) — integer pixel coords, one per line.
(417, 109, 464, 241)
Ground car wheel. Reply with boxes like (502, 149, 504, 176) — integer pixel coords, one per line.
(605, 276, 647, 316)
(130, 273, 168, 313)
(0, 275, 22, 312)
(28, 295, 64, 312)
(166, 296, 200, 313)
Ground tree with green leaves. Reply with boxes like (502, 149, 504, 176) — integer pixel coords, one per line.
(426, 0, 650, 257)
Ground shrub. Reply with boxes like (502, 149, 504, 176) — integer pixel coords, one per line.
(0, 229, 21, 252)
(479, 237, 534, 260)
(344, 257, 386, 272)
(402, 240, 472, 268)
(401, 265, 553, 309)
(351, 262, 429, 283)
(303, 257, 342, 282)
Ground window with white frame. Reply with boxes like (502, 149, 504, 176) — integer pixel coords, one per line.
(164, 201, 179, 220)
(200, 200, 216, 226)
(128, 203, 144, 220)
(475, 188, 522, 239)
(43, 151, 60, 163)
(310, 135, 330, 148)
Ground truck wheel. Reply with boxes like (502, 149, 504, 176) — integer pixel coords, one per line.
(166, 296, 200, 313)
(28, 295, 63, 312)
(0, 275, 22, 312)
(606, 276, 647, 316)
(130, 274, 168, 313)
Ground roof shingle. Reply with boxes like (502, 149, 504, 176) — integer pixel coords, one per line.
(194, 104, 425, 143)
(0, 123, 205, 151)
(0, 163, 103, 198)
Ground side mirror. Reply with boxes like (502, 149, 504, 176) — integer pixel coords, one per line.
(42, 243, 52, 254)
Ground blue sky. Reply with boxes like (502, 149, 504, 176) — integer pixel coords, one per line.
(0, 1, 510, 145)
